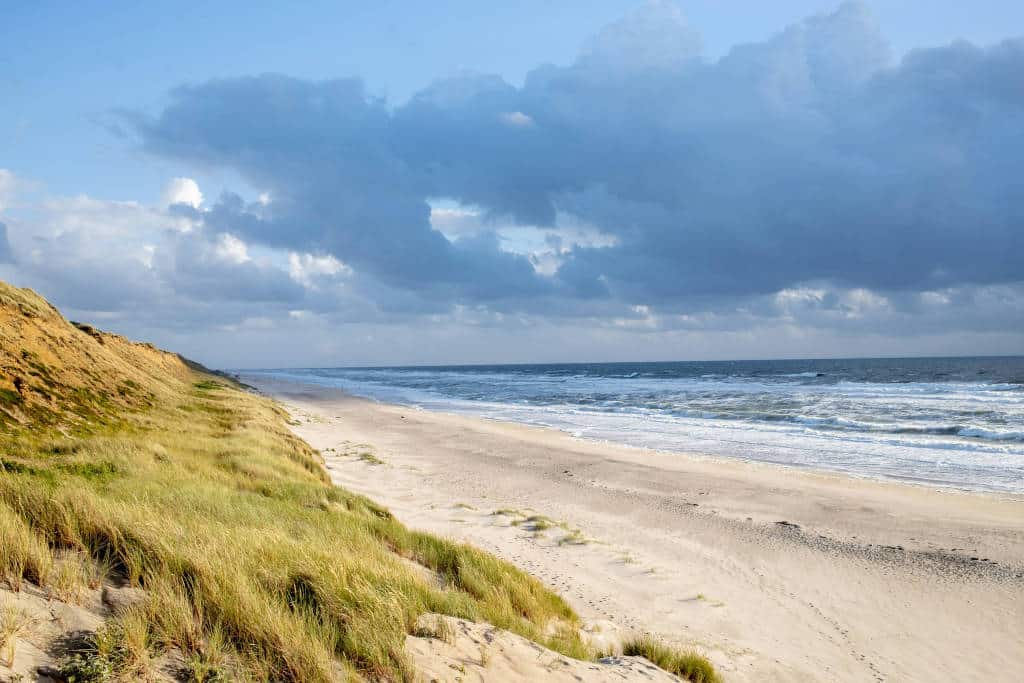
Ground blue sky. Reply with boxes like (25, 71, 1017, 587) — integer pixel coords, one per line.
(1, 1, 1022, 366)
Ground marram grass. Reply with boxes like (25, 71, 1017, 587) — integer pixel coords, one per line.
(0, 378, 588, 681)
(622, 635, 721, 683)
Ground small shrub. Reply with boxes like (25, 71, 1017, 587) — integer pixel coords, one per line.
(59, 611, 155, 682)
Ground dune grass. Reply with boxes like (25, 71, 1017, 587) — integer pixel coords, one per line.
(621, 635, 720, 683)
(0, 377, 590, 681)
(1, 603, 33, 667)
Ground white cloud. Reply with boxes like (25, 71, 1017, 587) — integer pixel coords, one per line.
(429, 203, 483, 238)
(288, 252, 350, 287)
(499, 111, 534, 127)
(160, 177, 204, 209)
(214, 233, 251, 264)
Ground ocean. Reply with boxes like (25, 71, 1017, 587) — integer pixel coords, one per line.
(247, 357, 1024, 493)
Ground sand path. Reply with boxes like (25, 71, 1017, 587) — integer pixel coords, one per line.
(250, 378, 1024, 682)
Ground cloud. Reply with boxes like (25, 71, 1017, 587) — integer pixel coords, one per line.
(499, 111, 534, 128)
(288, 252, 350, 288)
(577, 0, 702, 73)
(164, 231, 306, 303)
(135, 76, 553, 304)
(394, 1, 1021, 303)
(161, 177, 204, 208)
(0, 171, 320, 320)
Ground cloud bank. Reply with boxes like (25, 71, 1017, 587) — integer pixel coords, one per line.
(2, 1, 1022, 365)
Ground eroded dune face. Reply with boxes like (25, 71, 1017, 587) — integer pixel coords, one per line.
(0, 280, 194, 429)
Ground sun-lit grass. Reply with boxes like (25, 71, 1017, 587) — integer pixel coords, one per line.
(0, 603, 33, 667)
(0, 377, 590, 681)
(620, 635, 720, 683)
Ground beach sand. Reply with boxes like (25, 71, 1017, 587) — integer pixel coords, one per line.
(250, 377, 1024, 682)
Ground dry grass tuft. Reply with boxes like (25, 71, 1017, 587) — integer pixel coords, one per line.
(620, 635, 720, 683)
(0, 603, 33, 667)
(412, 614, 455, 644)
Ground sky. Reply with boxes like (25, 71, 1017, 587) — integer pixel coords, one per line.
(1, 0, 1022, 367)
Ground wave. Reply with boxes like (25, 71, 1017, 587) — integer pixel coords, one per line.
(728, 414, 1024, 442)
(957, 427, 1024, 441)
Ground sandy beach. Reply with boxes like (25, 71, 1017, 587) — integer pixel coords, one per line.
(250, 377, 1024, 683)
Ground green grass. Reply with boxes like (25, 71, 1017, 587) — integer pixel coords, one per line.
(621, 635, 720, 683)
(0, 377, 590, 681)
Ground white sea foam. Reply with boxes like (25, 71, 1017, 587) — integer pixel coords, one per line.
(248, 363, 1024, 493)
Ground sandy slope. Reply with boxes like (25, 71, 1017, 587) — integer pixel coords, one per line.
(250, 377, 1024, 683)
(407, 614, 681, 682)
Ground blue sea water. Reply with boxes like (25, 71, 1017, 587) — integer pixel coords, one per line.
(246, 357, 1024, 493)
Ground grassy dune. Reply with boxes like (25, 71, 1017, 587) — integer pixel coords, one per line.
(0, 280, 717, 681)
(2, 378, 592, 681)
(0, 281, 586, 680)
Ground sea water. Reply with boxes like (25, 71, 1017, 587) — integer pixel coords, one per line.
(247, 357, 1024, 493)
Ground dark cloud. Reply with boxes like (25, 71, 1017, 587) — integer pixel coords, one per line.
(139, 76, 551, 304)
(397, 1, 1022, 302)
(129, 1, 1022, 321)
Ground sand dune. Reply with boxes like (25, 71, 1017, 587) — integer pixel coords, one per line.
(252, 377, 1024, 683)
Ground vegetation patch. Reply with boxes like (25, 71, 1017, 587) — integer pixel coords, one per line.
(620, 635, 720, 683)
(0, 376, 591, 681)
(1, 604, 33, 667)
(356, 451, 384, 465)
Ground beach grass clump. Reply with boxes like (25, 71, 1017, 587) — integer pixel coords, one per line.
(621, 635, 720, 683)
(515, 514, 556, 531)
(356, 450, 384, 465)
(0, 603, 33, 667)
(411, 614, 455, 644)
(0, 503, 53, 590)
(558, 528, 589, 546)
(0, 377, 590, 681)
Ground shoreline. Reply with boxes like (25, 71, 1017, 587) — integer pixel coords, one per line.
(345, 394, 1024, 498)
(249, 376, 1024, 682)
(241, 371, 1024, 497)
